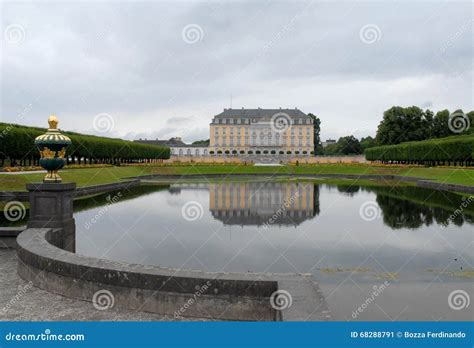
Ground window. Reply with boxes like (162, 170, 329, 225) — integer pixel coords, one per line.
(195, 149, 200, 156)
(186, 149, 191, 156)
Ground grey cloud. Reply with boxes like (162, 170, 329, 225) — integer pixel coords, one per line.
(166, 115, 195, 124)
(1, 1, 472, 142)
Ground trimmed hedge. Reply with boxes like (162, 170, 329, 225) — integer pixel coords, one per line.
(365, 135, 474, 166)
(0, 123, 170, 167)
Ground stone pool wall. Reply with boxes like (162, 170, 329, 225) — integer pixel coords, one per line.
(16, 228, 330, 321)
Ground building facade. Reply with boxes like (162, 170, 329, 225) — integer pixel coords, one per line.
(170, 145, 208, 157)
(209, 108, 314, 156)
(134, 137, 208, 157)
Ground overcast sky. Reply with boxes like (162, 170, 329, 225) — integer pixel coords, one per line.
(1, 0, 472, 143)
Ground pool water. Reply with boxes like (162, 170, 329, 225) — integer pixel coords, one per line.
(20, 180, 474, 320)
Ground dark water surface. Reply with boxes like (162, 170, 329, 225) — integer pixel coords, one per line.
(3, 180, 473, 320)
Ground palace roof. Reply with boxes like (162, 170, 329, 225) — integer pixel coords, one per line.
(213, 108, 310, 120)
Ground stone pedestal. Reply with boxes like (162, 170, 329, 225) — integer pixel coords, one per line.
(26, 182, 76, 252)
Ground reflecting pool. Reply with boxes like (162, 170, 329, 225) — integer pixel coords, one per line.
(2, 180, 472, 321)
(71, 180, 473, 321)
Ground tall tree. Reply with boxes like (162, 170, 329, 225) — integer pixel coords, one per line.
(192, 139, 210, 145)
(431, 110, 451, 138)
(336, 135, 362, 155)
(307, 113, 321, 155)
(375, 106, 432, 145)
(360, 136, 376, 152)
(467, 111, 474, 134)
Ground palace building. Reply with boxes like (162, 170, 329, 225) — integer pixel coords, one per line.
(209, 108, 314, 156)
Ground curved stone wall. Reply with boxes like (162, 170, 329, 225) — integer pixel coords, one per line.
(16, 228, 330, 321)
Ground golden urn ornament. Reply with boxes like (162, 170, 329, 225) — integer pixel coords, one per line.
(34, 115, 72, 183)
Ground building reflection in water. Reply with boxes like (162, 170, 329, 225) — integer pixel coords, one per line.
(209, 182, 319, 226)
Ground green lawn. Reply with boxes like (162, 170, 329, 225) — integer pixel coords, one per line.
(0, 164, 473, 191)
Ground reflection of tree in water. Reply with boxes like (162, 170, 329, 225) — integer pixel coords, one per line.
(74, 185, 171, 212)
(371, 186, 473, 229)
(313, 184, 320, 216)
(336, 185, 361, 196)
(0, 185, 171, 227)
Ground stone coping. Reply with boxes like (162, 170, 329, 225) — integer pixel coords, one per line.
(1, 174, 473, 202)
(16, 228, 330, 321)
(0, 180, 140, 202)
(132, 173, 474, 194)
